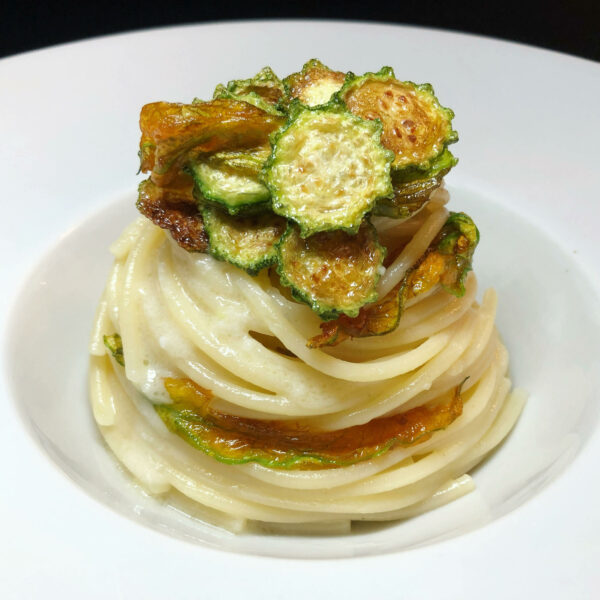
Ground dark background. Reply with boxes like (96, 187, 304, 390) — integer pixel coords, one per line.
(2, 0, 599, 62)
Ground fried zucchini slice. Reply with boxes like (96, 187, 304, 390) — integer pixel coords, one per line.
(139, 99, 284, 184)
(202, 207, 287, 275)
(156, 377, 463, 469)
(212, 84, 284, 116)
(308, 211, 479, 347)
(277, 221, 386, 320)
(187, 153, 271, 215)
(283, 59, 346, 107)
(264, 102, 394, 237)
(340, 67, 458, 176)
(207, 145, 271, 174)
(374, 173, 445, 219)
(213, 66, 286, 113)
(307, 281, 405, 348)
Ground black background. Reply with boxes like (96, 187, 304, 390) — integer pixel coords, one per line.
(2, 0, 599, 62)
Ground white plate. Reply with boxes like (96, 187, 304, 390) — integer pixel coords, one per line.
(1, 20, 599, 599)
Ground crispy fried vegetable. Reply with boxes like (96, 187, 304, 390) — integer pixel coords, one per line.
(283, 59, 346, 107)
(216, 66, 286, 107)
(264, 101, 394, 237)
(139, 99, 284, 184)
(375, 174, 443, 219)
(391, 146, 457, 184)
(137, 177, 208, 252)
(308, 212, 479, 347)
(155, 377, 464, 469)
(202, 207, 287, 275)
(340, 67, 458, 176)
(206, 145, 271, 175)
(212, 85, 284, 116)
(307, 282, 404, 348)
(187, 157, 270, 215)
(277, 221, 386, 320)
(429, 211, 479, 296)
(103, 333, 124, 366)
(374, 148, 456, 219)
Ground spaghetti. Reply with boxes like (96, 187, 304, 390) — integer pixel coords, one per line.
(89, 61, 525, 533)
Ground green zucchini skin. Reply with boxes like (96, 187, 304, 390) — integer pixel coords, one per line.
(263, 100, 394, 238)
(276, 221, 386, 320)
(391, 147, 458, 185)
(283, 59, 346, 108)
(212, 84, 284, 117)
(338, 67, 458, 178)
(212, 66, 286, 115)
(202, 207, 287, 275)
(436, 211, 480, 296)
(186, 158, 271, 216)
(103, 334, 124, 366)
(373, 157, 453, 219)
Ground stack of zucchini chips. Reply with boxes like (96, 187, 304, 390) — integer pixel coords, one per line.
(137, 60, 477, 345)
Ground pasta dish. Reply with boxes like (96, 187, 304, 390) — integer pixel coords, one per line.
(89, 60, 525, 533)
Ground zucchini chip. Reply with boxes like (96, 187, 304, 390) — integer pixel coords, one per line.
(308, 211, 479, 347)
(136, 177, 208, 252)
(374, 173, 445, 219)
(202, 207, 287, 275)
(277, 221, 386, 320)
(264, 102, 394, 237)
(207, 145, 271, 174)
(187, 149, 271, 215)
(212, 85, 284, 117)
(139, 99, 284, 184)
(213, 66, 286, 112)
(155, 377, 463, 469)
(340, 67, 458, 177)
(283, 59, 346, 107)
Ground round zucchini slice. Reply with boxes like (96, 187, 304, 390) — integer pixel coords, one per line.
(276, 221, 386, 320)
(202, 207, 287, 275)
(283, 59, 346, 107)
(374, 177, 440, 219)
(212, 84, 284, 117)
(340, 67, 458, 175)
(374, 157, 453, 218)
(207, 145, 271, 175)
(264, 102, 394, 237)
(213, 66, 286, 112)
(187, 157, 271, 215)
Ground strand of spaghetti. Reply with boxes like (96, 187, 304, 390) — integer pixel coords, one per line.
(314, 310, 478, 430)
(157, 245, 386, 415)
(99, 357, 506, 517)
(237, 276, 455, 383)
(241, 357, 503, 491)
(329, 277, 478, 361)
(91, 318, 516, 524)
(378, 205, 449, 296)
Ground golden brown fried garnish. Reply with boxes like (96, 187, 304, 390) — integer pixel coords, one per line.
(155, 377, 464, 469)
(308, 249, 455, 348)
(343, 79, 454, 170)
(139, 99, 284, 184)
(245, 84, 284, 105)
(375, 175, 443, 219)
(277, 222, 386, 320)
(284, 59, 346, 107)
(307, 281, 403, 348)
(137, 177, 208, 252)
(307, 213, 478, 348)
